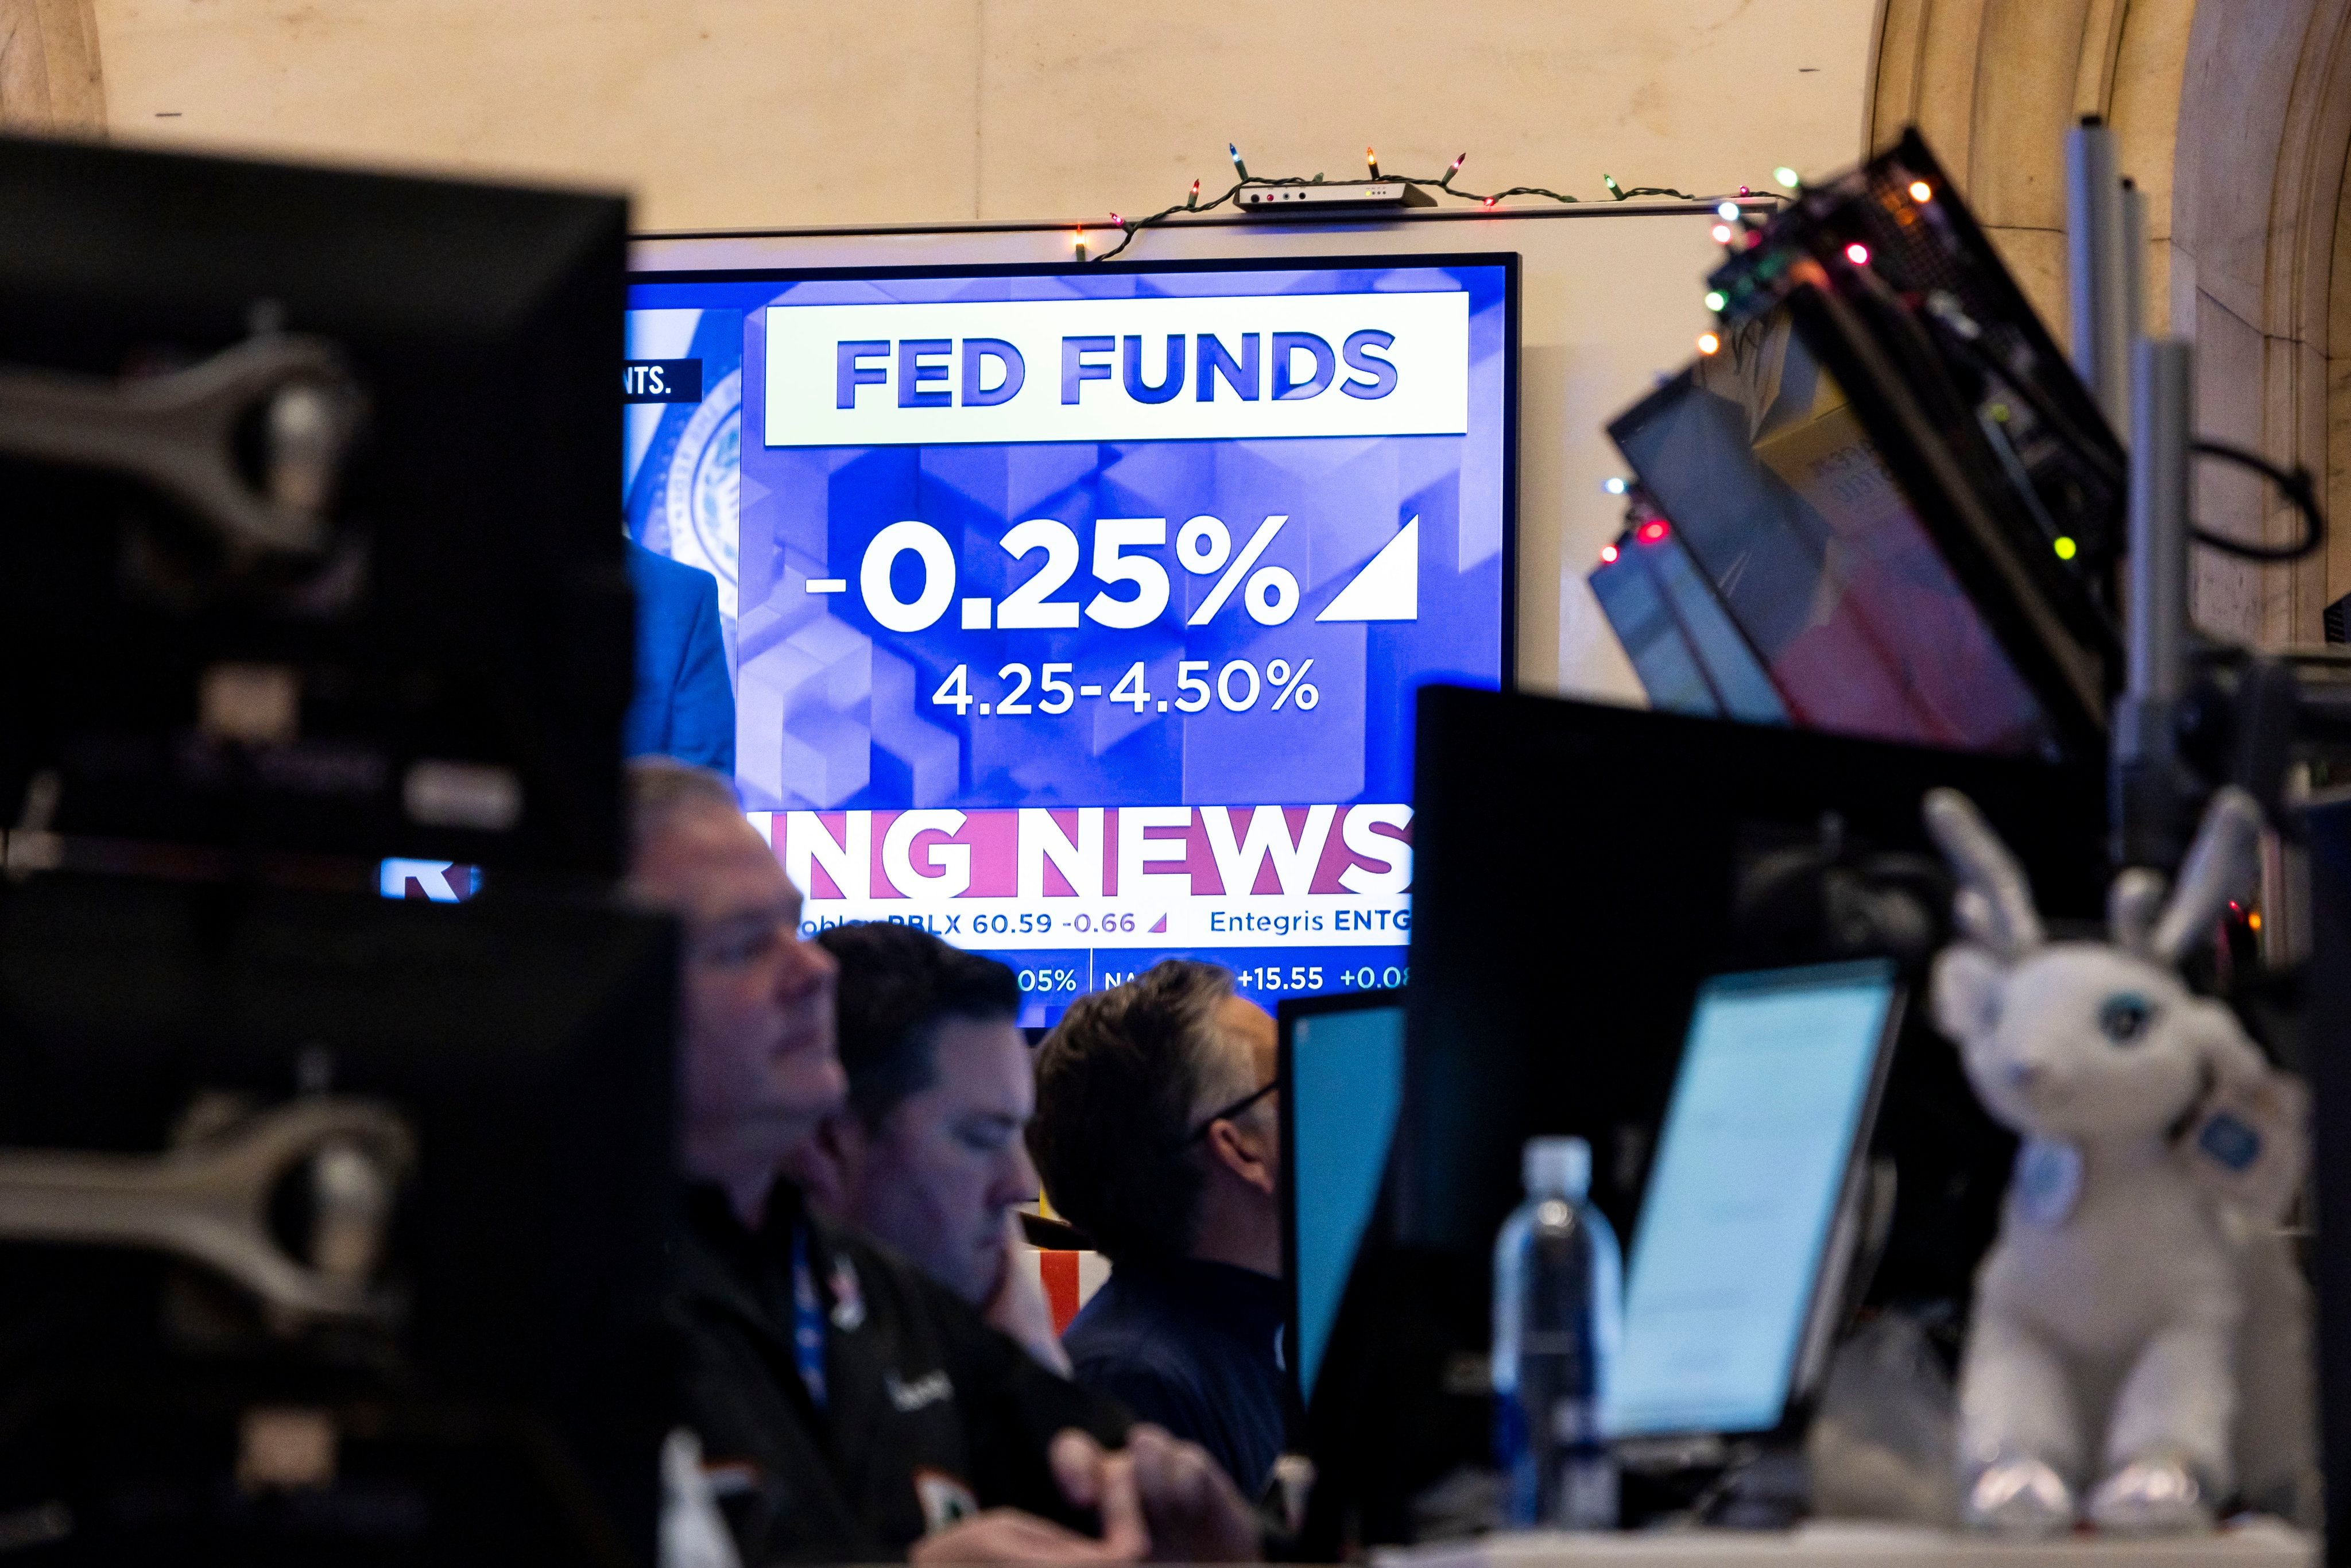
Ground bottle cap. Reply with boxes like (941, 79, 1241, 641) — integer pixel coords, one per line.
(1524, 1136, 1590, 1199)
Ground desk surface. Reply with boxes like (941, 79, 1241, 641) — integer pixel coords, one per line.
(1375, 1519, 2317, 1568)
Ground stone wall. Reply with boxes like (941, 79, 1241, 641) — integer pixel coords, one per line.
(80, 1, 1877, 231)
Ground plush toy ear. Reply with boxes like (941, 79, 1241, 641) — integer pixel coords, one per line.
(1930, 943, 2005, 1045)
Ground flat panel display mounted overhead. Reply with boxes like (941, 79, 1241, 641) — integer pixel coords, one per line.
(625, 256, 1517, 1020)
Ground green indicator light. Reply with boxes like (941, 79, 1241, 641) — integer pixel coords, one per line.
(1773, 165, 1801, 191)
(1703, 290, 1727, 312)
(2053, 536, 2078, 561)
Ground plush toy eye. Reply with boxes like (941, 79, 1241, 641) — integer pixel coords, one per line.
(2099, 993, 2154, 1045)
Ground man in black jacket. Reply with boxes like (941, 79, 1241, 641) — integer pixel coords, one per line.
(628, 761, 1255, 1565)
(1028, 962, 1288, 1501)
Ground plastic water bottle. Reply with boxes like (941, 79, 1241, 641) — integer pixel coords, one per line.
(1493, 1136, 1622, 1529)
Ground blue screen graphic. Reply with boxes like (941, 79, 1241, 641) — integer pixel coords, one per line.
(625, 260, 1512, 1019)
(1609, 962, 1895, 1437)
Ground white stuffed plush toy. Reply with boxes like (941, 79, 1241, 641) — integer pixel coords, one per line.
(1923, 785, 2309, 1534)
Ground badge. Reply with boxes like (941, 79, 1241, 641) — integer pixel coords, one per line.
(2015, 1139, 2082, 1228)
(829, 1256, 866, 1332)
(915, 1469, 978, 1534)
(2184, 1069, 2309, 1223)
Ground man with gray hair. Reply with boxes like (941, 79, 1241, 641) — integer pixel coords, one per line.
(1028, 961, 1286, 1499)
(627, 761, 1258, 1565)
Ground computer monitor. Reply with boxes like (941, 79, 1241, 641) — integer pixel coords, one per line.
(1277, 989, 1408, 1418)
(1597, 131, 2121, 767)
(1292, 685, 2103, 1550)
(1609, 961, 1901, 1441)
(0, 135, 633, 877)
(1586, 506, 1787, 727)
(623, 254, 1516, 1023)
(0, 876, 677, 1563)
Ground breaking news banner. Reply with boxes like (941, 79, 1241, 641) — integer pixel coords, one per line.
(624, 257, 1514, 1023)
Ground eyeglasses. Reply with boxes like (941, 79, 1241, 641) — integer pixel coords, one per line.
(1182, 1077, 1281, 1146)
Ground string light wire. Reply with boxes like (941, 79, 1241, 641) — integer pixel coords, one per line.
(1083, 152, 1722, 264)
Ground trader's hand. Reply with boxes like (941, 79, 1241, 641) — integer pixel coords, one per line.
(985, 1213, 1073, 1375)
(1054, 1426, 1260, 1563)
(910, 1505, 1142, 1565)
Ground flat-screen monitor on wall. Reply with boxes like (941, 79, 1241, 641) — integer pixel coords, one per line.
(625, 255, 1517, 1021)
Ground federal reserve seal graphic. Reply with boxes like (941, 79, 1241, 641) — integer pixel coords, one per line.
(661, 365, 741, 623)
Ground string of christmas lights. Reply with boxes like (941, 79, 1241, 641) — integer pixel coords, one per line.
(1079, 146, 1717, 264)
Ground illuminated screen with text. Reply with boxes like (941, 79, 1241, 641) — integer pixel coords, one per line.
(625, 259, 1511, 1021)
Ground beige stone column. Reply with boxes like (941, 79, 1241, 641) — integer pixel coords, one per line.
(0, 0, 106, 134)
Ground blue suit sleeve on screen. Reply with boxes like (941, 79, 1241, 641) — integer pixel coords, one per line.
(623, 541, 736, 773)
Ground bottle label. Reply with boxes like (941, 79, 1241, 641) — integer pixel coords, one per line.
(1551, 1397, 1600, 1445)
(1562, 1454, 1620, 1530)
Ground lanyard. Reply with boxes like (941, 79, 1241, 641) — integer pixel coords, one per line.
(789, 1225, 828, 1410)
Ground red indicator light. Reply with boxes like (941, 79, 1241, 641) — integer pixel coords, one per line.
(1845, 241, 1871, 265)
(1599, 543, 1620, 564)
(1638, 520, 1670, 544)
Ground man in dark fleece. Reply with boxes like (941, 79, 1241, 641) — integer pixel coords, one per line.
(1028, 961, 1288, 1502)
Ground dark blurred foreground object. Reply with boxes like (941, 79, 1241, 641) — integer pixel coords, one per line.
(1291, 684, 2103, 1551)
(0, 877, 676, 1565)
(2303, 795, 2351, 1566)
(0, 133, 632, 880)
(0, 138, 673, 1565)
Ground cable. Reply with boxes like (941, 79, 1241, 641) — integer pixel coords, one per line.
(1085, 157, 1714, 264)
(2190, 440, 2327, 563)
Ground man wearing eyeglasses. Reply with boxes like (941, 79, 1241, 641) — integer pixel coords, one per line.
(628, 762, 1258, 1565)
(1028, 962, 1286, 1499)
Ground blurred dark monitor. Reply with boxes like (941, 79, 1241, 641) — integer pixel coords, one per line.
(1596, 130, 2121, 767)
(2302, 794, 2351, 1563)
(0, 877, 676, 1565)
(1586, 509, 1787, 728)
(0, 135, 632, 878)
(1297, 685, 2104, 1549)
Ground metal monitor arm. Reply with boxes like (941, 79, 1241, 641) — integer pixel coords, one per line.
(0, 1095, 413, 1329)
(0, 333, 364, 563)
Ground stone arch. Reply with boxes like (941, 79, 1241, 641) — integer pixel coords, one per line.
(1870, 0, 2351, 646)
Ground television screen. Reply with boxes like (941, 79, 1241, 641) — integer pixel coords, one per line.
(623, 256, 1516, 1021)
